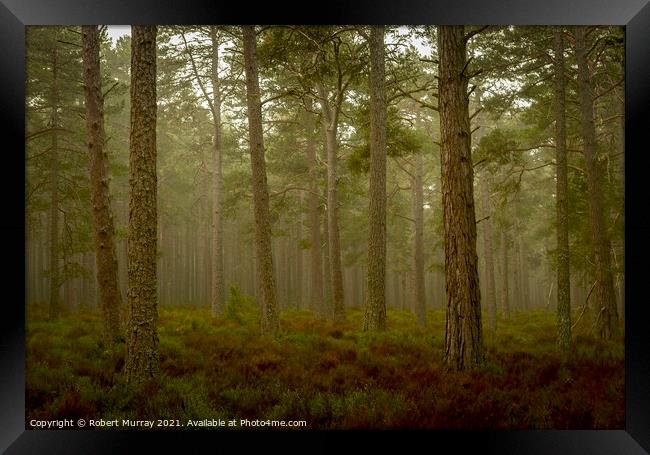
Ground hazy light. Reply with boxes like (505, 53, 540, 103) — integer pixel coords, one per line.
(106, 25, 131, 44)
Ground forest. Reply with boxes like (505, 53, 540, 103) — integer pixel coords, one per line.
(26, 25, 625, 429)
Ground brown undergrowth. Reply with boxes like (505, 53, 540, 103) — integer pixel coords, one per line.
(25, 303, 624, 429)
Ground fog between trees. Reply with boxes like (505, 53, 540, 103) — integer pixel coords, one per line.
(26, 25, 624, 375)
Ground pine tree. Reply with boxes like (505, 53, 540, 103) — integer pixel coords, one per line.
(125, 25, 159, 383)
(82, 25, 122, 344)
(242, 26, 280, 334)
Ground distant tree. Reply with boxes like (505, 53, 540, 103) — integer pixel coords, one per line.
(438, 26, 484, 370)
(82, 25, 122, 344)
(363, 26, 388, 331)
(242, 26, 280, 335)
(125, 25, 159, 383)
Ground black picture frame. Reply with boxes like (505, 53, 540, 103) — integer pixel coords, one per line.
(2, 0, 649, 453)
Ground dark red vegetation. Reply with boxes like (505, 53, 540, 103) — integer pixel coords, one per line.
(26, 304, 624, 429)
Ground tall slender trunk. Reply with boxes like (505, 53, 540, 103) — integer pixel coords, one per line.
(574, 26, 618, 339)
(317, 83, 345, 322)
(306, 106, 324, 317)
(125, 25, 159, 384)
(480, 175, 497, 334)
(363, 26, 387, 331)
(48, 45, 61, 320)
(474, 86, 496, 335)
(295, 192, 304, 309)
(82, 25, 123, 344)
(501, 230, 510, 320)
(322, 187, 333, 318)
(520, 238, 530, 310)
(412, 151, 426, 326)
(513, 224, 521, 313)
(438, 26, 484, 370)
(242, 26, 280, 334)
(209, 28, 224, 316)
(554, 27, 572, 348)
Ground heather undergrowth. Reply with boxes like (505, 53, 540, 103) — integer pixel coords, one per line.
(26, 303, 624, 429)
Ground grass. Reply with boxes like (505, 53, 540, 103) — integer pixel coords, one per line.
(26, 303, 624, 429)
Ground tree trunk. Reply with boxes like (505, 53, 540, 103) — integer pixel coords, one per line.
(82, 25, 123, 344)
(322, 186, 333, 318)
(125, 25, 159, 384)
(501, 231, 510, 320)
(316, 85, 346, 323)
(363, 26, 387, 331)
(553, 28, 572, 348)
(574, 26, 619, 340)
(209, 28, 225, 316)
(295, 192, 304, 309)
(412, 151, 427, 326)
(513, 225, 521, 313)
(438, 25, 484, 370)
(520, 238, 530, 310)
(305, 106, 324, 317)
(480, 174, 497, 334)
(48, 45, 61, 321)
(242, 26, 280, 335)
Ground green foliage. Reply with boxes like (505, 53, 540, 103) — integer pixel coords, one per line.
(224, 284, 253, 324)
(348, 106, 424, 175)
(475, 128, 520, 166)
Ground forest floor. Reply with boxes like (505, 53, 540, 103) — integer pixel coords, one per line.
(26, 302, 624, 429)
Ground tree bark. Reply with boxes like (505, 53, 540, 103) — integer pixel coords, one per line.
(438, 26, 484, 370)
(242, 26, 280, 334)
(554, 27, 572, 350)
(574, 26, 619, 340)
(363, 26, 387, 331)
(125, 25, 159, 384)
(82, 25, 123, 344)
(48, 45, 61, 320)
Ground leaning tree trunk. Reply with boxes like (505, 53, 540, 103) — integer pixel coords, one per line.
(242, 26, 280, 335)
(48, 45, 61, 321)
(210, 26, 225, 317)
(125, 25, 159, 384)
(574, 26, 618, 340)
(553, 27, 572, 349)
(363, 26, 387, 331)
(82, 25, 123, 345)
(316, 83, 345, 322)
(412, 150, 427, 326)
(438, 25, 484, 370)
